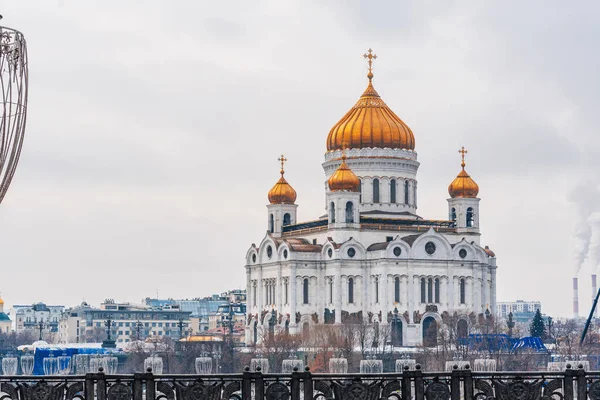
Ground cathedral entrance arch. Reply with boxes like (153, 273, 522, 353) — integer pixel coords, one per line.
(457, 319, 468, 339)
(422, 316, 437, 347)
(392, 319, 403, 347)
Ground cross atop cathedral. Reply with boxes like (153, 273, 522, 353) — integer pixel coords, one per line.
(278, 154, 287, 175)
(363, 48, 377, 81)
(458, 146, 468, 168)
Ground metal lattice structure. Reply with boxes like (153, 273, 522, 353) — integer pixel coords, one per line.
(0, 23, 27, 204)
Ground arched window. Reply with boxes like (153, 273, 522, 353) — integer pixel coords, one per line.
(420, 278, 426, 303)
(375, 277, 379, 303)
(467, 207, 474, 227)
(390, 179, 396, 203)
(404, 181, 409, 204)
(283, 213, 291, 226)
(303, 278, 309, 304)
(434, 278, 440, 303)
(394, 277, 400, 303)
(329, 202, 336, 223)
(269, 214, 274, 232)
(451, 207, 456, 223)
(329, 280, 333, 304)
(427, 278, 433, 303)
(348, 277, 354, 304)
(423, 317, 438, 347)
(373, 178, 380, 203)
(345, 201, 354, 223)
(460, 278, 466, 304)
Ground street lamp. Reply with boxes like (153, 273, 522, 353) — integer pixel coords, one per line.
(136, 320, 143, 341)
(38, 321, 44, 341)
(391, 307, 400, 347)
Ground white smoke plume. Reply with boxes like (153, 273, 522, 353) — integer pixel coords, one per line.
(586, 212, 600, 274)
(569, 182, 600, 274)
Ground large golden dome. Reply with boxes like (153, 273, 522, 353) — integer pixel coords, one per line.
(448, 147, 479, 198)
(328, 153, 361, 192)
(268, 155, 297, 204)
(326, 50, 415, 152)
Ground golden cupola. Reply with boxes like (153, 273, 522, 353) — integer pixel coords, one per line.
(448, 147, 479, 198)
(328, 152, 361, 192)
(268, 155, 297, 204)
(326, 49, 415, 152)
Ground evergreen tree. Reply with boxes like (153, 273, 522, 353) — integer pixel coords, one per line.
(529, 309, 546, 338)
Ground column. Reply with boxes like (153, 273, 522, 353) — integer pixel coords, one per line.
(246, 267, 252, 310)
(466, 277, 474, 310)
(334, 265, 342, 324)
(413, 181, 418, 208)
(258, 268, 264, 319)
(401, 276, 409, 308)
(290, 265, 297, 327)
(482, 268, 489, 311)
(490, 267, 497, 315)
(362, 263, 369, 318)
(440, 277, 447, 309)
(382, 267, 389, 320)
(277, 267, 283, 313)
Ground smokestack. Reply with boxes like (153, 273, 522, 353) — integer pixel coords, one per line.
(593, 274, 598, 318)
(574, 277, 579, 318)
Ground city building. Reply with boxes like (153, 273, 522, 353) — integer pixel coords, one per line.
(58, 299, 191, 344)
(208, 303, 247, 330)
(497, 300, 542, 323)
(144, 290, 246, 333)
(10, 302, 64, 337)
(0, 297, 11, 334)
(245, 51, 498, 347)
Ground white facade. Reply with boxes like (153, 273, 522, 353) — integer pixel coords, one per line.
(245, 146, 497, 347)
(245, 71, 498, 347)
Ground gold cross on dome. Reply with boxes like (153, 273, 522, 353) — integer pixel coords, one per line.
(363, 48, 377, 80)
(278, 154, 287, 174)
(458, 146, 468, 167)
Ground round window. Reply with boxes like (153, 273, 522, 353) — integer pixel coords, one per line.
(393, 247, 402, 257)
(347, 248, 356, 258)
(328, 248, 333, 258)
(459, 249, 467, 259)
(252, 254, 257, 263)
(425, 242, 436, 255)
(267, 246, 273, 259)
(283, 249, 288, 259)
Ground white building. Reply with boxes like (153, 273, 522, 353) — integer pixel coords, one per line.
(10, 302, 64, 337)
(497, 300, 541, 319)
(58, 299, 192, 344)
(245, 52, 498, 347)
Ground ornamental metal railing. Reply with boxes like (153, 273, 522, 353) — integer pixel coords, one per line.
(0, 364, 596, 400)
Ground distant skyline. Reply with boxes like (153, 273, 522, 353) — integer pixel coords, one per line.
(1, 1, 599, 316)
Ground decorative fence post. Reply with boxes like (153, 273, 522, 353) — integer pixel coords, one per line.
(96, 369, 107, 400)
(414, 365, 424, 400)
(303, 367, 313, 400)
(462, 365, 473, 400)
(576, 366, 587, 400)
(401, 367, 413, 400)
(132, 373, 144, 400)
(242, 367, 252, 400)
(450, 366, 461, 400)
(564, 365, 575, 400)
(84, 373, 95, 400)
(145, 369, 156, 400)
(291, 367, 301, 400)
(254, 369, 265, 400)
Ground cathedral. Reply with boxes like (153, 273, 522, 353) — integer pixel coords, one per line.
(245, 50, 497, 347)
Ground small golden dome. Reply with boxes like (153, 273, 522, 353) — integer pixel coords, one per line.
(0, 298, 4, 305)
(448, 147, 479, 198)
(328, 153, 361, 192)
(326, 49, 415, 152)
(268, 155, 297, 204)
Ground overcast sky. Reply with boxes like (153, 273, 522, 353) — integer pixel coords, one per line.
(0, 1, 598, 317)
